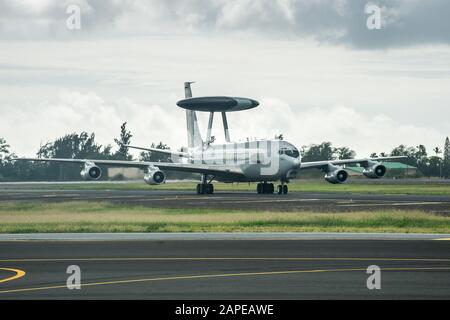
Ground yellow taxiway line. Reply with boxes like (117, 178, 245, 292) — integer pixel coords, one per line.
(0, 267, 449, 295)
(0, 268, 26, 283)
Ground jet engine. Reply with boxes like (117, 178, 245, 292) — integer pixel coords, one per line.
(325, 167, 348, 184)
(144, 168, 166, 185)
(80, 163, 102, 180)
(363, 163, 387, 179)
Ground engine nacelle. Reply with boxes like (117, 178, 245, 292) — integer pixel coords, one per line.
(80, 163, 102, 180)
(144, 168, 166, 185)
(325, 168, 348, 184)
(363, 163, 387, 179)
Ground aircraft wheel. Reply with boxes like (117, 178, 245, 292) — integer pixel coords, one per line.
(269, 183, 274, 194)
(283, 185, 288, 194)
(207, 184, 214, 194)
(277, 185, 282, 194)
(257, 183, 262, 194)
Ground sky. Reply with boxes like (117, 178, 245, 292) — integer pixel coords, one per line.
(0, 0, 449, 158)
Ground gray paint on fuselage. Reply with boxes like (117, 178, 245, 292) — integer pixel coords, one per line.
(187, 139, 301, 182)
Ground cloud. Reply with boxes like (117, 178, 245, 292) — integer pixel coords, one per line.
(225, 97, 444, 156)
(0, 0, 449, 48)
(0, 91, 186, 157)
(1, 92, 444, 158)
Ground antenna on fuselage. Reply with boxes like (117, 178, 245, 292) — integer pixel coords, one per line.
(205, 111, 230, 144)
(177, 83, 259, 146)
(221, 112, 230, 143)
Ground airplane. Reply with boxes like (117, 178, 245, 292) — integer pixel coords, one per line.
(14, 82, 406, 195)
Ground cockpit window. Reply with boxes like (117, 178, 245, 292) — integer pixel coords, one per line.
(279, 147, 300, 158)
(286, 149, 300, 158)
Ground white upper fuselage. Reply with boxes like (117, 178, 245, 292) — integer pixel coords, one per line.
(182, 139, 301, 182)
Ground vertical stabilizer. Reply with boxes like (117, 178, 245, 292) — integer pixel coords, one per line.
(184, 82, 203, 149)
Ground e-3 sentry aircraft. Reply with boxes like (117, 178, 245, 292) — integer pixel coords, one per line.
(14, 82, 405, 195)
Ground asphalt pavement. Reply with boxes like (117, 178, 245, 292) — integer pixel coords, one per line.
(0, 238, 449, 299)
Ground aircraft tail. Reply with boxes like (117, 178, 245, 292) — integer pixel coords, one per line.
(184, 82, 203, 149)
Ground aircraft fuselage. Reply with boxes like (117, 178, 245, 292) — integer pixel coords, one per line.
(184, 139, 301, 182)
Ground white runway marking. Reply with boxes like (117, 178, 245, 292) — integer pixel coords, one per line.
(131, 196, 231, 202)
(339, 202, 444, 207)
(41, 194, 81, 198)
(191, 198, 331, 204)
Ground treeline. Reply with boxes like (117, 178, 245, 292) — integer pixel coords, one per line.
(0, 123, 449, 181)
(0, 122, 200, 181)
(299, 139, 450, 178)
(0, 122, 181, 181)
(0, 123, 127, 181)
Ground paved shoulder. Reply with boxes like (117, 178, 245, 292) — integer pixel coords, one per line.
(1, 232, 450, 241)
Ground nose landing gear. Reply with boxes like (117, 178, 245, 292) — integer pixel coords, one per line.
(196, 183, 214, 194)
(196, 174, 215, 194)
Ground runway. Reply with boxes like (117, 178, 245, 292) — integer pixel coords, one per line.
(0, 238, 449, 299)
(0, 188, 450, 213)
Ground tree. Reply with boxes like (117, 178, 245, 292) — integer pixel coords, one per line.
(113, 122, 133, 160)
(36, 132, 108, 180)
(301, 142, 356, 162)
(38, 132, 103, 159)
(415, 145, 428, 160)
(445, 137, 450, 161)
(0, 138, 47, 181)
(140, 142, 171, 162)
(390, 144, 418, 167)
(0, 138, 10, 165)
(413, 144, 428, 176)
(335, 146, 356, 160)
(301, 142, 336, 162)
(443, 137, 450, 178)
(431, 146, 444, 178)
(0, 138, 12, 180)
(433, 147, 442, 157)
(427, 156, 442, 177)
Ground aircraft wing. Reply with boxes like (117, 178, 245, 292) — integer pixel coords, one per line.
(121, 144, 189, 158)
(13, 157, 152, 168)
(156, 163, 245, 178)
(300, 156, 407, 170)
(12, 158, 245, 177)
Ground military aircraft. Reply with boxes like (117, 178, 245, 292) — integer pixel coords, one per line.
(14, 82, 405, 195)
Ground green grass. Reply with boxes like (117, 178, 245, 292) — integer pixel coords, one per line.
(4, 180, 449, 196)
(0, 201, 449, 234)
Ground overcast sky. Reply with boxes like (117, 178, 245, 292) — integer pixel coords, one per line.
(0, 0, 449, 157)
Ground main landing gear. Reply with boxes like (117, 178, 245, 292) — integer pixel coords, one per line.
(257, 182, 274, 194)
(256, 182, 288, 194)
(277, 184, 288, 195)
